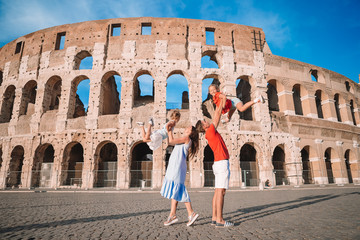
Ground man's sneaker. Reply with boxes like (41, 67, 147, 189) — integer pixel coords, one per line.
(215, 221, 234, 228)
(148, 118, 154, 126)
(136, 122, 144, 126)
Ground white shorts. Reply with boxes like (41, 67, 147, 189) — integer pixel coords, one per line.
(212, 160, 230, 189)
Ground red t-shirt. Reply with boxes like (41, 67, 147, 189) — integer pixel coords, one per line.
(205, 124, 229, 161)
(212, 92, 232, 114)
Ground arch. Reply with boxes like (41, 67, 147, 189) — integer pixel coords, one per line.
(203, 145, 214, 187)
(70, 75, 90, 118)
(61, 142, 84, 186)
(133, 71, 155, 107)
(166, 73, 189, 110)
(7, 145, 25, 188)
(236, 76, 252, 120)
(201, 75, 221, 119)
(301, 145, 315, 184)
(349, 100, 356, 125)
(0, 147, 2, 170)
(324, 147, 338, 184)
(315, 90, 324, 119)
(334, 94, 342, 122)
(19, 80, 37, 116)
(0, 85, 16, 123)
(201, 50, 219, 69)
(310, 69, 318, 82)
(100, 71, 121, 115)
(130, 142, 153, 187)
(94, 141, 118, 187)
(31, 144, 54, 188)
(240, 143, 258, 186)
(43, 76, 62, 112)
(0, 70, 3, 86)
(344, 149, 354, 184)
(272, 145, 287, 185)
(74, 50, 93, 70)
(292, 84, 303, 115)
(267, 80, 279, 112)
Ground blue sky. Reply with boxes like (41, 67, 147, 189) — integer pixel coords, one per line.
(1, 0, 359, 108)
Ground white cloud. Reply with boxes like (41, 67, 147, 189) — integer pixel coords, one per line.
(0, 0, 181, 46)
(199, 0, 290, 49)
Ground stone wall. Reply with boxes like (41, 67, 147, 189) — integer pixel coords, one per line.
(0, 17, 358, 189)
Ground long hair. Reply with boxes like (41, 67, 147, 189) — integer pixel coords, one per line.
(188, 126, 199, 159)
(195, 120, 205, 133)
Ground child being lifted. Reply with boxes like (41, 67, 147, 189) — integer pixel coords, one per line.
(137, 110, 181, 150)
(208, 84, 265, 123)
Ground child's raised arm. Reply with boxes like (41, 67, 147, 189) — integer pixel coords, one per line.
(167, 125, 189, 145)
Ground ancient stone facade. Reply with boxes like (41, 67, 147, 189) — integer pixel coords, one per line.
(0, 17, 359, 190)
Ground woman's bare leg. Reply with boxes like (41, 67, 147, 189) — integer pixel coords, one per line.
(170, 199, 178, 217)
(184, 202, 194, 216)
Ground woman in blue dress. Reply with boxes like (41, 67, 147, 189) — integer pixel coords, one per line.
(160, 124, 200, 226)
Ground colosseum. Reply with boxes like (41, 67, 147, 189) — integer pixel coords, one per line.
(0, 17, 359, 190)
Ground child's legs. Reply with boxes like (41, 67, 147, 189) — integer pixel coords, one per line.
(145, 125, 152, 140)
(227, 108, 236, 120)
(141, 125, 152, 142)
(236, 100, 254, 112)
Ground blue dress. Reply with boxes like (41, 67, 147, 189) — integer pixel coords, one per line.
(160, 140, 191, 202)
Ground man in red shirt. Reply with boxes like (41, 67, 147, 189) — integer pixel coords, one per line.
(196, 98, 234, 227)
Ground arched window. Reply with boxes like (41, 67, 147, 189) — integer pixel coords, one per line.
(315, 90, 323, 119)
(334, 94, 341, 122)
(344, 150, 353, 184)
(7, 146, 25, 188)
(236, 76, 252, 120)
(94, 142, 118, 187)
(31, 144, 54, 188)
(74, 51, 93, 70)
(0, 70, 3, 86)
(272, 145, 286, 185)
(61, 142, 84, 186)
(203, 145, 214, 187)
(43, 76, 62, 112)
(166, 73, 189, 110)
(240, 143, 258, 186)
(100, 72, 121, 115)
(70, 76, 90, 118)
(324, 148, 336, 184)
(292, 84, 303, 115)
(201, 51, 219, 69)
(267, 80, 279, 112)
(19, 80, 37, 116)
(310, 69, 318, 82)
(133, 72, 155, 107)
(301, 146, 312, 184)
(130, 142, 153, 188)
(0, 85, 16, 123)
(350, 100, 356, 125)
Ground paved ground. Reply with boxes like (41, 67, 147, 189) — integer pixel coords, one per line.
(0, 186, 359, 240)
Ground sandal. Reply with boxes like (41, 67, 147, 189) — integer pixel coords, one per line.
(164, 215, 178, 226)
(216, 221, 234, 228)
(187, 212, 199, 226)
(211, 220, 216, 225)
